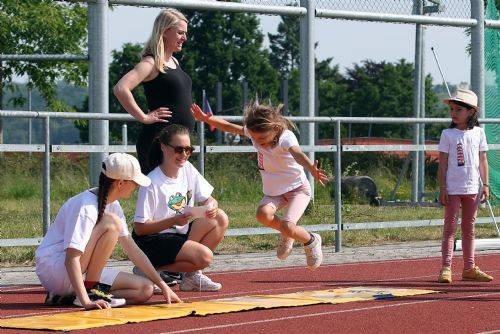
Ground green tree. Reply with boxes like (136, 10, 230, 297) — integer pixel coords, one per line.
(316, 58, 351, 140)
(268, 15, 300, 78)
(181, 11, 279, 119)
(267, 14, 348, 124)
(0, 0, 88, 143)
(76, 43, 145, 144)
(344, 59, 438, 139)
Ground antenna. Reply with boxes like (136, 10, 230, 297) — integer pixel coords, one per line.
(430, 46, 452, 97)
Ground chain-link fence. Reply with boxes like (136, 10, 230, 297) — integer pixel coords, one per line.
(240, 0, 471, 19)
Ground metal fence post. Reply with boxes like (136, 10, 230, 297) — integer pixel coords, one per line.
(122, 123, 127, 146)
(88, 0, 109, 186)
(411, 0, 423, 203)
(198, 90, 206, 176)
(471, 0, 485, 115)
(281, 77, 289, 116)
(418, 23, 426, 201)
(43, 116, 50, 235)
(216, 82, 223, 145)
(300, 0, 316, 199)
(334, 120, 342, 252)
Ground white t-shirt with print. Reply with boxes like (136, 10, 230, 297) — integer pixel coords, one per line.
(35, 190, 129, 259)
(244, 127, 307, 196)
(438, 126, 488, 195)
(134, 161, 214, 234)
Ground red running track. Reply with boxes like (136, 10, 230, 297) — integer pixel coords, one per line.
(2, 253, 500, 334)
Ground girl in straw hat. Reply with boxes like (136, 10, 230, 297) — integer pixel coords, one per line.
(437, 89, 493, 283)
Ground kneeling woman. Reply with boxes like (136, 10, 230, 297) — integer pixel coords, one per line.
(133, 124, 229, 291)
(35, 153, 181, 310)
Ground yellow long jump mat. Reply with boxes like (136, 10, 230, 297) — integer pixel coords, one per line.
(0, 287, 438, 331)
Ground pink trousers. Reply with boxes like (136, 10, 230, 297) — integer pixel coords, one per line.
(441, 194, 478, 270)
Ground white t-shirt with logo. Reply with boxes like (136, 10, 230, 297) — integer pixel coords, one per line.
(244, 127, 307, 196)
(35, 190, 129, 259)
(438, 126, 488, 195)
(134, 161, 214, 234)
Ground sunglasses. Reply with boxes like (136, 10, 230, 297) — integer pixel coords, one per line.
(166, 143, 195, 155)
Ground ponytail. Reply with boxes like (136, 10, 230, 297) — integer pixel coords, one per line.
(97, 165, 113, 224)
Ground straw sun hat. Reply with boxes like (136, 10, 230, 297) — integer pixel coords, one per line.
(443, 89, 479, 111)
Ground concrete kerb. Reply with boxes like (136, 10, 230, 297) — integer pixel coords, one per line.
(0, 241, 449, 287)
(4, 240, 500, 288)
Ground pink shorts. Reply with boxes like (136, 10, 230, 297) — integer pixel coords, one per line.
(259, 182, 312, 224)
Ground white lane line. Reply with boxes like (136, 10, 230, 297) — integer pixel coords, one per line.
(160, 290, 500, 334)
(210, 253, 500, 276)
(478, 329, 500, 334)
(182, 267, 500, 301)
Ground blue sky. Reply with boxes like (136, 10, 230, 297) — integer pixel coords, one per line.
(108, 5, 471, 85)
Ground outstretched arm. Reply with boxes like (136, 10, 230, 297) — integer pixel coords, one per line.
(191, 103, 245, 136)
(288, 145, 330, 186)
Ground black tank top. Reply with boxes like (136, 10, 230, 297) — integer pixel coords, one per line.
(142, 58, 195, 131)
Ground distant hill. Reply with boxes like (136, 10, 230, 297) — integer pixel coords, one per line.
(2, 81, 87, 144)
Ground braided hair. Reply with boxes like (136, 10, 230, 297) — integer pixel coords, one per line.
(96, 163, 114, 224)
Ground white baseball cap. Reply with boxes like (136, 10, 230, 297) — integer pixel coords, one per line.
(444, 89, 479, 111)
(102, 153, 151, 187)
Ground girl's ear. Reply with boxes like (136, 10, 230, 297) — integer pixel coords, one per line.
(160, 143, 168, 154)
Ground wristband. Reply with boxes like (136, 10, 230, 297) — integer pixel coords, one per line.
(483, 184, 489, 187)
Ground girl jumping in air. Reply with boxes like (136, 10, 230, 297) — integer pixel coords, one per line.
(437, 89, 493, 283)
(36, 153, 181, 310)
(191, 103, 329, 270)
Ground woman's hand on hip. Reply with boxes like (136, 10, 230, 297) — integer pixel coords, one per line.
(143, 107, 171, 124)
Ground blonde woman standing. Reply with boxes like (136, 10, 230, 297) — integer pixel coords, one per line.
(114, 8, 194, 174)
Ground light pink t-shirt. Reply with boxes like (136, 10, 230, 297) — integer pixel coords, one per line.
(244, 127, 307, 196)
(438, 126, 488, 195)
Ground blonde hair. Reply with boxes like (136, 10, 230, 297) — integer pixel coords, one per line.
(244, 103, 296, 145)
(141, 8, 187, 73)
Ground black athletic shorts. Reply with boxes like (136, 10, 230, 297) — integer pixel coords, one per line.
(132, 228, 190, 268)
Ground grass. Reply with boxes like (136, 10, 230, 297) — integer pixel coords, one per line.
(1, 152, 499, 265)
